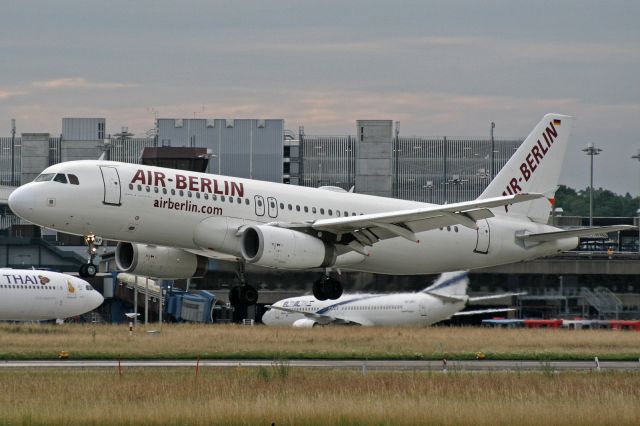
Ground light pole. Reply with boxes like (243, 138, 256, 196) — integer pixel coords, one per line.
(490, 122, 495, 179)
(582, 143, 602, 227)
(633, 151, 640, 253)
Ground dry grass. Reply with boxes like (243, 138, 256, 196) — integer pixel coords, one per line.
(0, 368, 639, 425)
(1, 323, 639, 360)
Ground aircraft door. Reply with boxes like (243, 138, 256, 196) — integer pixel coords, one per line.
(99, 166, 122, 206)
(474, 219, 490, 254)
(254, 195, 265, 216)
(267, 197, 278, 218)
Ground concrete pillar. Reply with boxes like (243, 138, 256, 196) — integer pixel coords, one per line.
(355, 120, 393, 197)
(20, 133, 50, 184)
(61, 140, 102, 162)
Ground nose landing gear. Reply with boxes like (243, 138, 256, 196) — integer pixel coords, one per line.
(79, 234, 100, 278)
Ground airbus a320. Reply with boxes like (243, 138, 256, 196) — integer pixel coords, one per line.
(8, 114, 633, 304)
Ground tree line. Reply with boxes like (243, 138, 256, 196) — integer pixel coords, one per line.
(555, 185, 640, 217)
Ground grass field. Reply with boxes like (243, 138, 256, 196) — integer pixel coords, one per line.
(1, 368, 639, 425)
(1, 323, 639, 360)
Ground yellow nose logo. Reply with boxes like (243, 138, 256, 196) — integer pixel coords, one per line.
(66, 280, 76, 293)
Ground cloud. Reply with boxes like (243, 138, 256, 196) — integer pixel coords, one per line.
(31, 77, 135, 90)
(0, 89, 27, 100)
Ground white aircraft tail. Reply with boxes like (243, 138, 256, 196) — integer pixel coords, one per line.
(422, 271, 469, 298)
(479, 113, 574, 223)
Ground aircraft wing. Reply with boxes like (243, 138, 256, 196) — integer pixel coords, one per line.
(515, 225, 636, 243)
(453, 308, 516, 316)
(266, 305, 339, 324)
(266, 305, 357, 325)
(273, 193, 543, 252)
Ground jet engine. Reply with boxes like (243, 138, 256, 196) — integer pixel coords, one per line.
(292, 318, 319, 328)
(115, 242, 208, 279)
(240, 225, 336, 269)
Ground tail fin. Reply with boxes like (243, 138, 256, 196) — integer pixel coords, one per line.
(422, 271, 469, 297)
(479, 113, 574, 223)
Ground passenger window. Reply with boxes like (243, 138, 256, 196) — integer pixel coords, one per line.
(129, 184, 133, 190)
(154, 187, 159, 193)
(68, 174, 80, 185)
(179, 190, 184, 197)
(280, 203, 284, 209)
(344, 211, 348, 217)
(213, 195, 217, 201)
(245, 199, 250, 205)
(137, 185, 142, 191)
(288, 204, 292, 210)
(320, 208, 325, 215)
(336, 211, 341, 217)
(163, 188, 167, 194)
(187, 191, 192, 198)
(221, 196, 225, 202)
(296, 205, 300, 212)
(312, 207, 317, 213)
(304, 206, 308, 213)
(146, 186, 150, 192)
(53, 173, 68, 184)
(258, 199, 263, 207)
(171, 189, 176, 195)
(196, 192, 201, 199)
(328, 209, 333, 216)
(237, 198, 241, 204)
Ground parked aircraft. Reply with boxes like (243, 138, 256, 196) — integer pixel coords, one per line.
(0, 269, 104, 321)
(262, 271, 519, 327)
(8, 114, 634, 305)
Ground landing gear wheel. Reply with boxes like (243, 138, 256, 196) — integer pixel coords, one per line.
(85, 263, 97, 278)
(324, 277, 343, 300)
(313, 276, 343, 300)
(312, 278, 328, 301)
(240, 285, 259, 305)
(79, 264, 88, 277)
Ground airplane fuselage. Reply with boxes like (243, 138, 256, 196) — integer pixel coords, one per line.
(263, 292, 465, 326)
(9, 160, 577, 275)
(0, 269, 104, 321)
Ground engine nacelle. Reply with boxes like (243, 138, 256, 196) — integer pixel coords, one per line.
(115, 242, 208, 279)
(293, 318, 319, 328)
(240, 225, 336, 270)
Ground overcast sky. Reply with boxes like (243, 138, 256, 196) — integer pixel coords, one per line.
(2, 1, 639, 195)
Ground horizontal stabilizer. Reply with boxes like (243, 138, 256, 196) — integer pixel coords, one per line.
(516, 225, 636, 243)
(468, 292, 527, 302)
(453, 308, 515, 316)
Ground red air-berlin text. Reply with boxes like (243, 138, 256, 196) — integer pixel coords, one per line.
(153, 197, 223, 215)
(502, 120, 560, 212)
(130, 170, 244, 197)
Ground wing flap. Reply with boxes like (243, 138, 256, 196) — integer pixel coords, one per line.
(453, 308, 515, 316)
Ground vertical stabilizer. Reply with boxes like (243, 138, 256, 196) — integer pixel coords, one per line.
(422, 271, 469, 296)
(479, 114, 574, 223)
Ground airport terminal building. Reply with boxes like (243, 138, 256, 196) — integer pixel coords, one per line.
(1, 117, 639, 324)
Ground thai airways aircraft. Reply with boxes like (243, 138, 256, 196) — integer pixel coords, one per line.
(262, 271, 519, 327)
(0, 269, 104, 321)
(8, 114, 633, 305)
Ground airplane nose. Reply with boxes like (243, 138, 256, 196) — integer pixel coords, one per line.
(262, 310, 273, 325)
(8, 185, 34, 220)
(93, 291, 105, 309)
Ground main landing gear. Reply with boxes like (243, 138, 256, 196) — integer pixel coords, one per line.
(228, 261, 259, 306)
(312, 275, 343, 301)
(79, 234, 100, 278)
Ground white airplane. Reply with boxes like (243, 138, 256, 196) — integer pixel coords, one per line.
(8, 114, 633, 305)
(262, 271, 520, 327)
(0, 269, 104, 321)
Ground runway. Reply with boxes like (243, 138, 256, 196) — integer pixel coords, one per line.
(2, 359, 639, 371)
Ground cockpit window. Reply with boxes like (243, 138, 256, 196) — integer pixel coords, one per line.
(34, 173, 55, 182)
(53, 173, 68, 184)
(68, 174, 79, 185)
